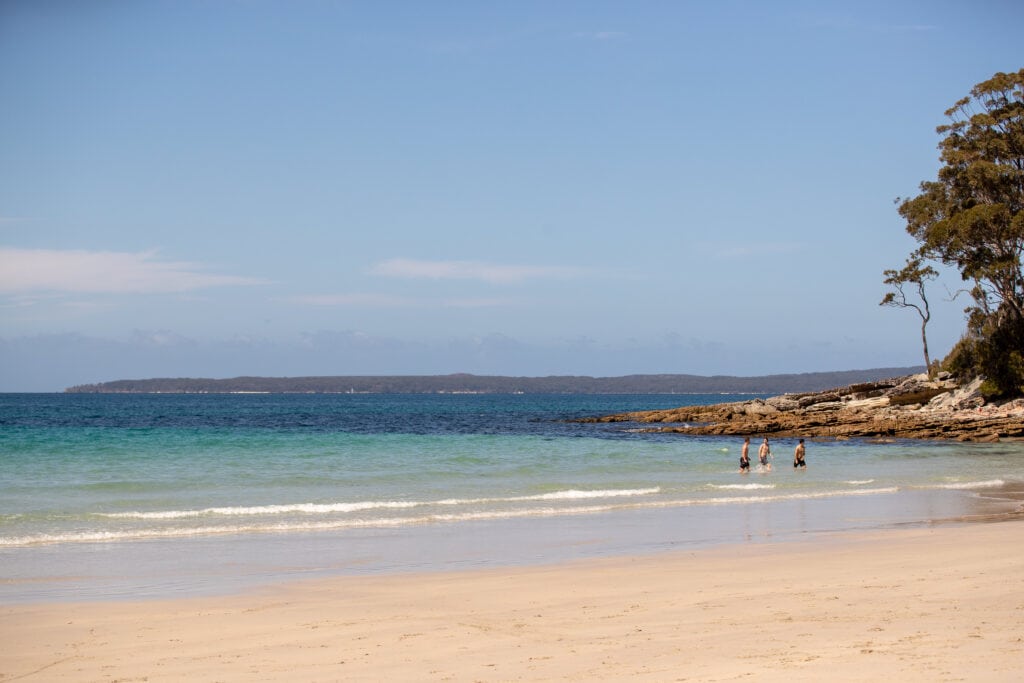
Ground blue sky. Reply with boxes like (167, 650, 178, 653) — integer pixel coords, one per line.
(2, 1, 1023, 391)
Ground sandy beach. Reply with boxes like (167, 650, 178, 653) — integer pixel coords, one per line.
(3, 520, 1023, 682)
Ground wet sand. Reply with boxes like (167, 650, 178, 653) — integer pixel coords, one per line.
(3, 519, 1023, 682)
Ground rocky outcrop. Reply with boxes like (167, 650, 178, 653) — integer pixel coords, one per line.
(578, 374, 1024, 442)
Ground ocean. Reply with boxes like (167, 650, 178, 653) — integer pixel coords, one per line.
(2, 393, 1022, 602)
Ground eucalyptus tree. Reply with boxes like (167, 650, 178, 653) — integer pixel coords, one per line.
(896, 69, 1024, 397)
(881, 256, 938, 376)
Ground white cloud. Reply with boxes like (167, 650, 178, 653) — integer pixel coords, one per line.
(370, 258, 584, 284)
(281, 293, 415, 307)
(441, 297, 519, 308)
(131, 329, 197, 347)
(0, 247, 266, 294)
(279, 292, 518, 309)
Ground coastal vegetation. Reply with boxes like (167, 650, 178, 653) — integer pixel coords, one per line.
(890, 69, 1024, 398)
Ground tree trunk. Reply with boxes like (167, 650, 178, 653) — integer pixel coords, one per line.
(921, 319, 932, 378)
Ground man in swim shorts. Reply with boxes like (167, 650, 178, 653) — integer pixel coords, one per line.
(740, 436, 751, 472)
(758, 437, 772, 470)
(794, 438, 807, 468)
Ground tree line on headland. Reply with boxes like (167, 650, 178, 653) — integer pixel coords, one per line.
(65, 368, 921, 395)
(881, 69, 1024, 399)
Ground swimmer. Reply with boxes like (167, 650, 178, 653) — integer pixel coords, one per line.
(758, 437, 773, 471)
(794, 438, 807, 468)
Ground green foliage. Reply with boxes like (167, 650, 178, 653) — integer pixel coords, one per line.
(975, 313, 1024, 399)
(898, 69, 1024, 398)
(942, 335, 979, 378)
(943, 305, 1024, 399)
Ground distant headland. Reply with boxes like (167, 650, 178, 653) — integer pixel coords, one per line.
(64, 367, 922, 395)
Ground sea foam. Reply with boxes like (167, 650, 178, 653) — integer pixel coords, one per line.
(97, 488, 662, 520)
(3, 487, 906, 548)
(708, 483, 775, 491)
(925, 479, 1005, 490)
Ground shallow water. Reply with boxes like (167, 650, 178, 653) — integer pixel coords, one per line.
(2, 393, 1022, 602)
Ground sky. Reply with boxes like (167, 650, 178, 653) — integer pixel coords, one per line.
(2, 1, 1023, 391)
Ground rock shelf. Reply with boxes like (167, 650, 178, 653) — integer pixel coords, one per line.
(578, 374, 1024, 442)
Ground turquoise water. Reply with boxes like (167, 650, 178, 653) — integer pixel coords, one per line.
(2, 393, 1022, 601)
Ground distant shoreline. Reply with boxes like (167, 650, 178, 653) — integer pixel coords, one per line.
(63, 367, 922, 395)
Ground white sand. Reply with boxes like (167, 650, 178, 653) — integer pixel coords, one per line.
(3, 520, 1023, 681)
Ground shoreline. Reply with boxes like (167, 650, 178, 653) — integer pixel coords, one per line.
(4, 481, 1020, 605)
(3, 519, 1022, 681)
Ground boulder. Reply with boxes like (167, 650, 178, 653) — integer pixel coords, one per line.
(845, 396, 890, 410)
(885, 374, 957, 407)
(928, 376, 984, 411)
(797, 392, 840, 408)
(743, 399, 779, 416)
(765, 396, 800, 411)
